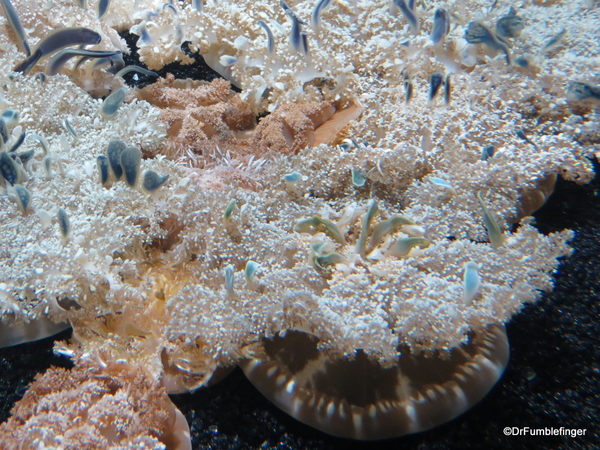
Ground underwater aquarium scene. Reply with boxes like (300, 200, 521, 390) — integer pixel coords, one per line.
(0, 0, 598, 448)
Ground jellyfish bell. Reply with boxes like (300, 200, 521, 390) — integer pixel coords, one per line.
(240, 325, 509, 440)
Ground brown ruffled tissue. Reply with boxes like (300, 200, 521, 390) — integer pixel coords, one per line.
(137, 75, 363, 166)
(251, 98, 364, 155)
(0, 360, 191, 450)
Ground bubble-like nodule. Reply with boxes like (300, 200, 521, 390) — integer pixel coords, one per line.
(13, 149, 34, 165)
(245, 260, 259, 285)
(431, 8, 450, 45)
(100, 87, 127, 119)
(0, 118, 8, 145)
(0, 151, 22, 185)
(429, 73, 444, 102)
(8, 131, 26, 153)
(465, 21, 510, 65)
(495, 14, 524, 38)
(1, 109, 19, 127)
(463, 261, 481, 306)
(120, 146, 142, 188)
(142, 169, 169, 193)
(106, 140, 127, 180)
(567, 81, 600, 103)
(14, 184, 31, 214)
(224, 199, 237, 224)
(57, 207, 70, 243)
(97, 155, 110, 185)
(351, 168, 366, 187)
(30, 134, 49, 155)
(224, 265, 235, 298)
(481, 145, 496, 161)
(283, 171, 303, 187)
